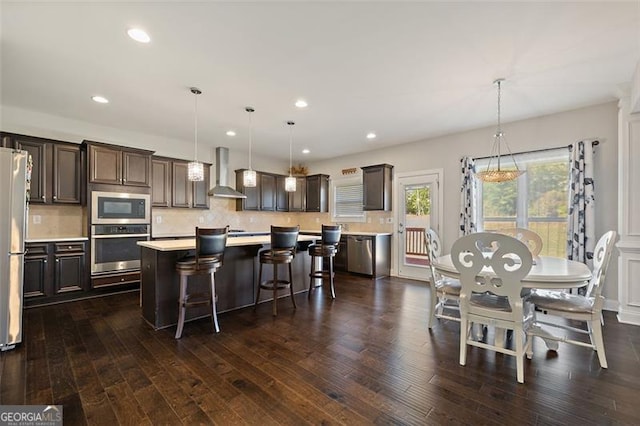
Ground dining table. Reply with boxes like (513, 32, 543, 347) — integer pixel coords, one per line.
(432, 254, 592, 350)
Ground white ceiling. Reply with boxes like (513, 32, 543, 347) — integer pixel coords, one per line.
(1, 1, 639, 162)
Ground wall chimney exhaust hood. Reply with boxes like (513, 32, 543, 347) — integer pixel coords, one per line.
(208, 147, 247, 199)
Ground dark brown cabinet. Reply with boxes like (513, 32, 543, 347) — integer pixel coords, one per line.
(24, 240, 87, 302)
(287, 177, 306, 212)
(86, 142, 152, 187)
(276, 176, 289, 212)
(236, 171, 329, 212)
(152, 157, 210, 209)
(306, 174, 329, 212)
(260, 173, 276, 211)
(362, 164, 393, 211)
(235, 170, 260, 211)
(151, 157, 172, 207)
(10, 134, 82, 205)
(235, 170, 278, 211)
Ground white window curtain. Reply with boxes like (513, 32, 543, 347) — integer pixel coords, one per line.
(459, 156, 477, 236)
(567, 140, 597, 268)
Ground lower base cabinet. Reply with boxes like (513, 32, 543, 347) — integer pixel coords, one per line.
(24, 240, 87, 302)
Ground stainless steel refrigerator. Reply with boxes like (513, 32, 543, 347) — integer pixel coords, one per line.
(0, 147, 28, 351)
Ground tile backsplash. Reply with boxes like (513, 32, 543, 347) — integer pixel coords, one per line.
(27, 204, 85, 239)
(26, 197, 394, 239)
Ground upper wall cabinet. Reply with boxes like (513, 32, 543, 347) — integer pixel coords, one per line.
(235, 169, 262, 211)
(171, 161, 191, 208)
(362, 164, 393, 211)
(287, 177, 307, 212)
(8, 133, 82, 205)
(306, 174, 329, 213)
(84, 141, 153, 187)
(152, 156, 210, 209)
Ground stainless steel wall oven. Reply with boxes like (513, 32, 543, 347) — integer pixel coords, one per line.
(90, 224, 150, 274)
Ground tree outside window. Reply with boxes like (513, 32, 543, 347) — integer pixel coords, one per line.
(477, 148, 570, 257)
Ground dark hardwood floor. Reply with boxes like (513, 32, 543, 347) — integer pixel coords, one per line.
(2, 274, 640, 425)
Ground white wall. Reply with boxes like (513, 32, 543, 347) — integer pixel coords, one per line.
(308, 101, 619, 302)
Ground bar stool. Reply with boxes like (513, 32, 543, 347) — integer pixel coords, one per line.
(174, 227, 227, 339)
(255, 225, 300, 316)
(308, 224, 342, 299)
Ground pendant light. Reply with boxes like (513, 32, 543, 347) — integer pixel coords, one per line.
(243, 107, 257, 187)
(285, 121, 296, 192)
(475, 79, 524, 183)
(187, 87, 204, 181)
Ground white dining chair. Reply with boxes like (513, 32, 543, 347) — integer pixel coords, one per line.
(527, 230, 617, 368)
(494, 228, 543, 257)
(452, 232, 534, 384)
(425, 229, 461, 328)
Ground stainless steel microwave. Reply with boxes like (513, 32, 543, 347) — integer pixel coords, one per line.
(91, 191, 150, 224)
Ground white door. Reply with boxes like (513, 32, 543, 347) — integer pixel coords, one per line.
(395, 171, 441, 280)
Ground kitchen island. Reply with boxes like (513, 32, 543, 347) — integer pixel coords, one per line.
(138, 235, 317, 330)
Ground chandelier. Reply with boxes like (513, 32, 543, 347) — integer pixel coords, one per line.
(187, 87, 204, 182)
(475, 78, 524, 183)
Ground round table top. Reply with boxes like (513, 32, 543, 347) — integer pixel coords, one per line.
(433, 255, 592, 289)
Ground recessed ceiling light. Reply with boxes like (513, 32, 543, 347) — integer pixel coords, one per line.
(302, 149, 310, 154)
(226, 130, 236, 137)
(295, 99, 308, 108)
(366, 132, 377, 140)
(127, 28, 150, 43)
(92, 95, 109, 104)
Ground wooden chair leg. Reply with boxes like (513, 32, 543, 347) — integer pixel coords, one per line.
(428, 285, 437, 329)
(175, 274, 188, 339)
(289, 262, 296, 309)
(210, 271, 220, 333)
(515, 326, 525, 383)
(459, 316, 469, 366)
(590, 319, 608, 368)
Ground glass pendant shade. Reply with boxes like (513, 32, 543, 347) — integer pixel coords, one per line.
(475, 79, 524, 184)
(285, 120, 296, 192)
(188, 161, 204, 181)
(243, 169, 257, 187)
(243, 106, 257, 187)
(188, 87, 204, 182)
(285, 176, 296, 192)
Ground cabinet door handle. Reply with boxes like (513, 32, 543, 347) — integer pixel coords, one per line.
(56, 259, 59, 263)
(41, 195, 45, 200)
(123, 178, 127, 183)
(43, 259, 47, 264)
(53, 195, 58, 200)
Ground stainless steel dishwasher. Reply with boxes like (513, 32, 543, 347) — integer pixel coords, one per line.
(347, 235, 373, 275)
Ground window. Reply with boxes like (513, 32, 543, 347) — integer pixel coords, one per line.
(476, 148, 570, 257)
(331, 176, 365, 222)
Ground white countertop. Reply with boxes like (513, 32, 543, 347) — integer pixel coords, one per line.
(139, 234, 318, 252)
(26, 236, 88, 243)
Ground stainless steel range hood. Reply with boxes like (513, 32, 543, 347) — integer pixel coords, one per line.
(208, 147, 247, 199)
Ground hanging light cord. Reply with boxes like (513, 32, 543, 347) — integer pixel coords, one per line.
(193, 92, 198, 162)
(288, 121, 294, 176)
(247, 108, 253, 170)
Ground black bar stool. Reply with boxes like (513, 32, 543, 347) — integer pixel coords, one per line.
(308, 224, 342, 299)
(255, 225, 300, 316)
(174, 227, 227, 339)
